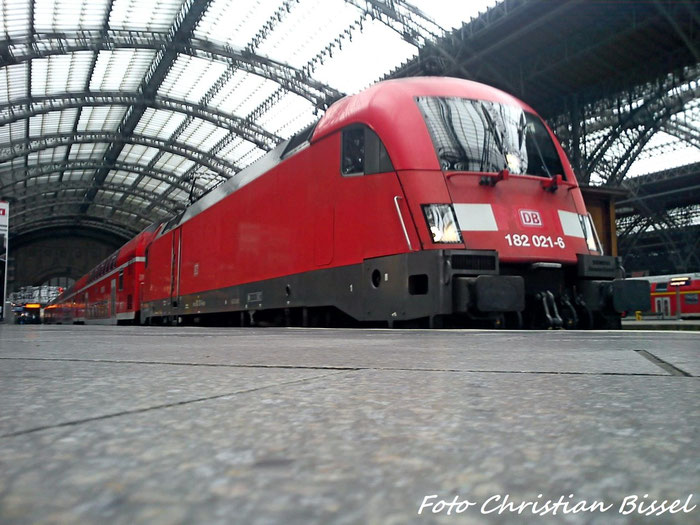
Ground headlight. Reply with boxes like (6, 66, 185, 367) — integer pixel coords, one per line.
(422, 204, 463, 243)
(581, 213, 603, 254)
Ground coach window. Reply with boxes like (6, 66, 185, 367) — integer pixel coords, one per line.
(118, 270, 124, 291)
(341, 126, 393, 176)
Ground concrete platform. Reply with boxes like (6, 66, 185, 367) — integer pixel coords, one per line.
(622, 319, 700, 331)
(0, 324, 697, 524)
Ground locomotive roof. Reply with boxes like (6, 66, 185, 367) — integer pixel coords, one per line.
(313, 76, 535, 141)
(312, 76, 539, 172)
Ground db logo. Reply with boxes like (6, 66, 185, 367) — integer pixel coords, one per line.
(519, 209, 542, 227)
(0, 209, 5, 216)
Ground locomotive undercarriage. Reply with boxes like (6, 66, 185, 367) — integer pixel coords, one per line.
(142, 250, 649, 330)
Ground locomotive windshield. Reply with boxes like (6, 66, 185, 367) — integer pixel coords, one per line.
(416, 97, 565, 178)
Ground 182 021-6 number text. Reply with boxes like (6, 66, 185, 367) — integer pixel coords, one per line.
(505, 233, 565, 249)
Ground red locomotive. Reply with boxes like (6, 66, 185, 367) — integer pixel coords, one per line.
(46, 77, 649, 329)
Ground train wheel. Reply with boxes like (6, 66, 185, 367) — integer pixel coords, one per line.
(574, 302, 594, 330)
(504, 311, 523, 329)
(559, 300, 578, 329)
(594, 313, 621, 330)
(429, 315, 444, 329)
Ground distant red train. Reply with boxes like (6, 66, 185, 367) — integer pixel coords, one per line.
(45, 77, 649, 329)
(644, 273, 700, 319)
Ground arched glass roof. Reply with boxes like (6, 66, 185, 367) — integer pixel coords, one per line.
(2, 0, 500, 239)
(6, 0, 694, 243)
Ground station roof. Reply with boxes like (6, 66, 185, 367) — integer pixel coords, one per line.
(1, 0, 698, 245)
(0, 0, 459, 241)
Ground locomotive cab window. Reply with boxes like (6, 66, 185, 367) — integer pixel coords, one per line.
(416, 96, 565, 179)
(341, 126, 393, 176)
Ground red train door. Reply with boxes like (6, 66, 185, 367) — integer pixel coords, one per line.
(110, 279, 116, 319)
(170, 228, 182, 308)
(655, 297, 670, 318)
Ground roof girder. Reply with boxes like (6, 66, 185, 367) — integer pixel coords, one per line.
(585, 80, 699, 182)
(9, 180, 180, 216)
(1, 30, 343, 109)
(660, 120, 700, 149)
(9, 197, 164, 225)
(1, 92, 281, 151)
(15, 215, 141, 240)
(0, 131, 238, 177)
(345, 0, 443, 48)
(0, 159, 202, 196)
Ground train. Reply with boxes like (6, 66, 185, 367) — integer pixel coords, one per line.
(643, 273, 700, 319)
(44, 77, 649, 329)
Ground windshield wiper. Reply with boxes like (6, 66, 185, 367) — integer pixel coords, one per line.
(527, 124, 553, 179)
(479, 104, 508, 172)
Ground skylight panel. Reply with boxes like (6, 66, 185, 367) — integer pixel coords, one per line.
(0, 0, 31, 38)
(158, 55, 228, 103)
(29, 109, 79, 136)
(0, 63, 28, 103)
(217, 138, 266, 167)
(256, 92, 316, 140)
(134, 108, 188, 141)
(194, 0, 280, 49)
(201, 175, 226, 192)
(313, 18, 418, 94)
(95, 189, 118, 203)
(169, 188, 187, 201)
(153, 153, 195, 176)
(176, 119, 228, 152)
(34, 0, 111, 32)
(117, 145, 160, 167)
(124, 194, 149, 208)
(109, 0, 184, 32)
(152, 181, 170, 194)
(0, 160, 25, 187)
(90, 50, 157, 92)
(112, 210, 129, 223)
(77, 106, 128, 133)
(106, 170, 139, 185)
(0, 120, 27, 145)
(138, 176, 169, 194)
(60, 189, 79, 199)
(31, 52, 94, 96)
(68, 142, 108, 161)
(237, 146, 265, 168)
(32, 145, 69, 164)
(207, 71, 279, 118)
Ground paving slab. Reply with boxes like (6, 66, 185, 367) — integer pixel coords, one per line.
(0, 359, 327, 436)
(1, 325, 690, 375)
(0, 324, 698, 524)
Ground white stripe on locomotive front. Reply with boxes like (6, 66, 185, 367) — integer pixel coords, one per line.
(453, 203, 499, 231)
(557, 210, 585, 238)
